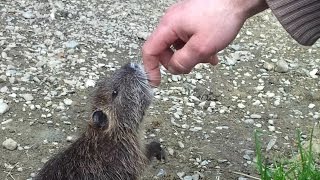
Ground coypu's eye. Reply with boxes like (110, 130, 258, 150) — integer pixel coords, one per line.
(92, 110, 108, 128)
(112, 90, 118, 98)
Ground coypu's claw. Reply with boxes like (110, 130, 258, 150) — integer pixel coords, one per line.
(146, 141, 166, 162)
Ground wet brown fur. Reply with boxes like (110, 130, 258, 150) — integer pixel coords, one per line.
(35, 63, 161, 180)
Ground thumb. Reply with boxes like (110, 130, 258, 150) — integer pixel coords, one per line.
(167, 35, 215, 74)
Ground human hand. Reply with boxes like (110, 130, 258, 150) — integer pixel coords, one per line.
(142, 0, 268, 86)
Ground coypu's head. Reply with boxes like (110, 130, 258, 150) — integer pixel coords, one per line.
(90, 63, 153, 133)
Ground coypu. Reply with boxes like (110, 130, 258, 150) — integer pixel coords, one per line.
(35, 63, 165, 180)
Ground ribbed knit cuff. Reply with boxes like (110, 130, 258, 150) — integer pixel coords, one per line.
(266, 0, 320, 46)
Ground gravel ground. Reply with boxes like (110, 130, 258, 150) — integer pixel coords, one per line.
(1, 0, 320, 180)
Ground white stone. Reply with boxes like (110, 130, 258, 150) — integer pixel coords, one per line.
(178, 141, 185, 148)
(255, 86, 265, 91)
(0, 86, 8, 93)
(64, 98, 73, 106)
(181, 124, 189, 129)
(200, 160, 209, 166)
(195, 73, 203, 80)
(177, 172, 185, 179)
(0, 101, 9, 114)
(171, 75, 182, 82)
(183, 176, 193, 180)
(250, 114, 261, 119)
(275, 60, 289, 73)
(17, 167, 23, 172)
(308, 104, 315, 109)
(209, 101, 216, 108)
(168, 147, 174, 156)
(85, 79, 95, 88)
(198, 101, 206, 108)
(65, 40, 79, 48)
(2, 51, 7, 59)
(192, 173, 200, 180)
(66, 136, 73, 142)
(244, 119, 254, 124)
(263, 62, 274, 71)
(252, 100, 261, 106)
(1, 119, 13, 125)
(266, 137, 277, 151)
(216, 126, 229, 130)
(190, 127, 202, 131)
(266, 92, 275, 98)
(310, 69, 319, 78)
(268, 120, 274, 125)
(238, 103, 246, 109)
(2, 138, 18, 150)
(22, 11, 35, 19)
(21, 94, 34, 101)
(268, 126, 276, 132)
(137, 31, 150, 40)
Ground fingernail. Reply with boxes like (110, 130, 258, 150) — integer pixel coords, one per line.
(167, 66, 177, 74)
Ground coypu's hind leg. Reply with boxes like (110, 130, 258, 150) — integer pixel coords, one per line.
(145, 141, 166, 162)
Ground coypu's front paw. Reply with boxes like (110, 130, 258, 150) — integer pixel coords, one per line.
(146, 141, 166, 162)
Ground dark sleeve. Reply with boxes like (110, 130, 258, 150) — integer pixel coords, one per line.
(266, 0, 320, 46)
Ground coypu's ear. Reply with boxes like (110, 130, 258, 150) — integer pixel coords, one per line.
(92, 110, 108, 128)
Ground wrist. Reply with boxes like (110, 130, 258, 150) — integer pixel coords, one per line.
(233, 0, 269, 19)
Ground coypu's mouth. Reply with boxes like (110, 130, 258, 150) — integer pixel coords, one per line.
(128, 62, 157, 88)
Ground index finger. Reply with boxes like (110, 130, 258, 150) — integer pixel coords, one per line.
(142, 22, 179, 86)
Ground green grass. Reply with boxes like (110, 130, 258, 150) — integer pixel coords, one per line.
(254, 129, 320, 180)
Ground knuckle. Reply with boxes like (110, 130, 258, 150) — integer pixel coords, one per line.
(194, 44, 211, 58)
(142, 44, 153, 56)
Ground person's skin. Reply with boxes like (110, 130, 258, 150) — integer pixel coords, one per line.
(142, 0, 268, 86)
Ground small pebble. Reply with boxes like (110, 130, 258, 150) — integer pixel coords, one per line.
(2, 138, 18, 150)
(156, 169, 166, 177)
(64, 98, 73, 106)
(268, 120, 274, 125)
(30, 173, 36, 178)
(192, 174, 200, 180)
(0, 101, 10, 114)
(168, 147, 174, 156)
(268, 126, 276, 132)
(21, 94, 34, 101)
(171, 75, 182, 82)
(266, 137, 277, 151)
(275, 60, 289, 73)
(243, 154, 251, 160)
(66, 136, 73, 142)
(85, 79, 95, 88)
(250, 114, 261, 119)
(244, 119, 254, 124)
(238, 177, 248, 180)
(22, 11, 35, 19)
(308, 103, 315, 109)
(263, 62, 274, 71)
(310, 69, 319, 78)
(177, 172, 185, 179)
(183, 176, 193, 180)
(65, 40, 79, 48)
(217, 159, 228, 163)
(195, 73, 203, 80)
(17, 167, 23, 172)
(136, 31, 150, 40)
(178, 141, 185, 149)
(238, 103, 246, 109)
